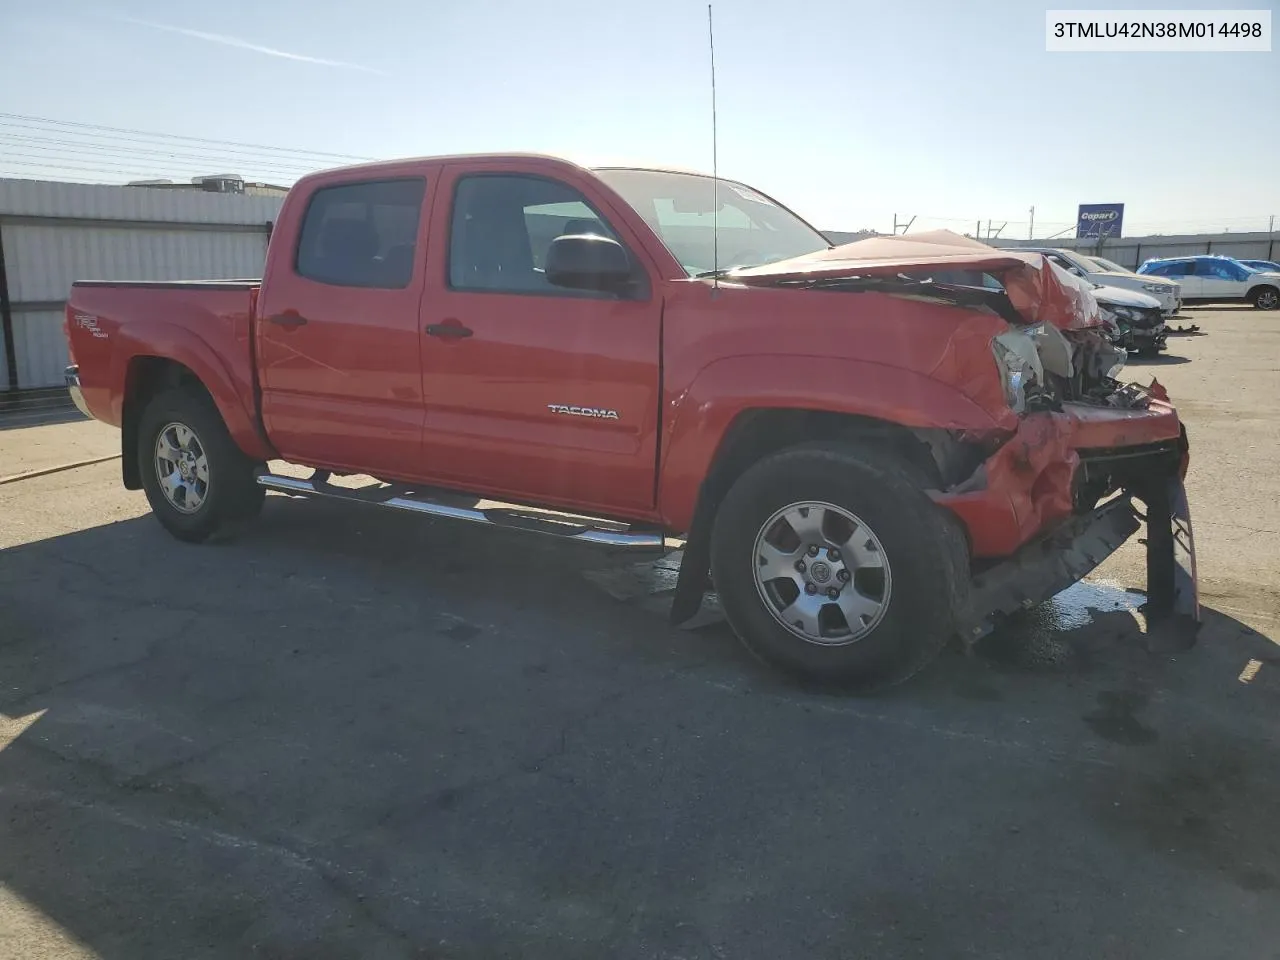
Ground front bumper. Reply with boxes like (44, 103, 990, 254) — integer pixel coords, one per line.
(935, 395, 1184, 557)
(937, 387, 1198, 641)
(65, 365, 91, 418)
(955, 477, 1198, 641)
(1123, 323, 1168, 352)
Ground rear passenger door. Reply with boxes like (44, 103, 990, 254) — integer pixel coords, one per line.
(1198, 259, 1248, 299)
(417, 165, 663, 516)
(257, 174, 433, 478)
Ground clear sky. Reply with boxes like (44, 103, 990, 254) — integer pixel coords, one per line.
(2, 0, 1277, 236)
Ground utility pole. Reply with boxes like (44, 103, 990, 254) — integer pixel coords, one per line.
(892, 214, 916, 235)
(1271, 214, 1276, 233)
(1028, 206, 1035, 240)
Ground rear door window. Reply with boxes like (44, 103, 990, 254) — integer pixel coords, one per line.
(295, 178, 426, 288)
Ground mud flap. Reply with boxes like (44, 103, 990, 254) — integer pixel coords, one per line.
(1141, 476, 1201, 647)
(957, 478, 1200, 648)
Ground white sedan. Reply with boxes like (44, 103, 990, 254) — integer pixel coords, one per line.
(1019, 246, 1182, 317)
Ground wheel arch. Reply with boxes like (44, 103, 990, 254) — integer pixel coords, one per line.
(1247, 282, 1280, 307)
(667, 405, 988, 624)
(121, 357, 216, 489)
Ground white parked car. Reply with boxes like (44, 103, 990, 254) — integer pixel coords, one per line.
(1137, 255, 1280, 310)
(1019, 246, 1182, 317)
(1090, 284, 1168, 355)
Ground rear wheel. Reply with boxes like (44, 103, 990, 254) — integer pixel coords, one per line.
(1252, 286, 1280, 310)
(138, 388, 263, 542)
(710, 442, 967, 689)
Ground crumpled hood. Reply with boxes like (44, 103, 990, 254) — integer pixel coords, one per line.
(1092, 284, 1163, 309)
(730, 229, 1104, 330)
(1097, 270, 1175, 289)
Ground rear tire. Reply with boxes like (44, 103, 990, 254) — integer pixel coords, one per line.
(1251, 286, 1280, 310)
(138, 387, 263, 543)
(710, 442, 968, 690)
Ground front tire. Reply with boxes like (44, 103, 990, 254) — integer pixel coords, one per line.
(138, 387, 263, 543)
(1251, 286, 1280, 310)
(710, 442, 968, 689)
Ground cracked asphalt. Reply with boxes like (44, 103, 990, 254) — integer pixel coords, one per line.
(2, 306, 1279, 959)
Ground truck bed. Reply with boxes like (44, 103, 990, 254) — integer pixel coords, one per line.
(65, 280, 263, 451)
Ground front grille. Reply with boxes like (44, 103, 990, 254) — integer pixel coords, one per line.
(1078, 439, 1181, 485)
(1132, 307, 1164, 330)
(1072, 438, 1182, 512)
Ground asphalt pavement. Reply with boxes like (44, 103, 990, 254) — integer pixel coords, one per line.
(2, 306, 1278, 960)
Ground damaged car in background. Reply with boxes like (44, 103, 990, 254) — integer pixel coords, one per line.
(1092, 285, 1168, 357)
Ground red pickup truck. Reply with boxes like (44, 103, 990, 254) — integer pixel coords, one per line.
(64, 154, 1198, 687)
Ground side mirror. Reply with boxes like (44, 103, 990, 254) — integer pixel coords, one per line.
(546, 235, 636, 295)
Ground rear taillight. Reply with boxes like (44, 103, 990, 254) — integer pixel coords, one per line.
(64, 307, 77, 363)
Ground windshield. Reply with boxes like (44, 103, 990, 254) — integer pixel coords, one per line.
(593, 168, 831, 276)
(1090, 256, 1130, 274)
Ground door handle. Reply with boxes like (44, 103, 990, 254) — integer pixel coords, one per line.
(425, 321, 473, 339)
(266, 311, 308, 327)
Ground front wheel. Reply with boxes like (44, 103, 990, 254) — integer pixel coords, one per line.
(710, 442, 968, 689)
(1252, 286, 1280, 310)
(138, 388, 263, 543)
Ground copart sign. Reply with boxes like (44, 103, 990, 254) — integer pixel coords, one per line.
(1076, 203, 1125, 239)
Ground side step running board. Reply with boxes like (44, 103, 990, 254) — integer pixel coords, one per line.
(256, 471, 667, 551)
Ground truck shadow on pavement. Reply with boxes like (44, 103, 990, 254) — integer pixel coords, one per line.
(1127, 353, 1192, 366)
(2, 493, 1279, 960)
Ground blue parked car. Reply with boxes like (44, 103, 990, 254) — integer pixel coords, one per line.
(1137, 255, 1280, 310)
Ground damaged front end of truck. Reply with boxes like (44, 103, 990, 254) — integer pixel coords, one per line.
(725, 230, 1200, 646)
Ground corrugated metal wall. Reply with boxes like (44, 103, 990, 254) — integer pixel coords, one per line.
(0, 178, 284, 390)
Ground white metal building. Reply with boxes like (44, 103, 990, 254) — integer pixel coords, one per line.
(0, 178, 284, 390)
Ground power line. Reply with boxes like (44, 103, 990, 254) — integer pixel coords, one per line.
(0, 113, 377, 162)
(0, 129, 340, 170)
(0, 158, 208, 178)
(0, 138, 325, 178)
(0, 155, 300, 181)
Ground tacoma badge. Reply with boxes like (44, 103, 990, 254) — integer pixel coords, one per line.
(547, 404, 619, 420)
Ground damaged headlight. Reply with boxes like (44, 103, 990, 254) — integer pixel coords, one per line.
(991, 329, 1045, 414)
(1108, 305, 1141, 322)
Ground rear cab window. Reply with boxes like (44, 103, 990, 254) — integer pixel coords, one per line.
(295, 178, 426, 288)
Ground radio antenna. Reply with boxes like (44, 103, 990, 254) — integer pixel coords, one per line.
(708, 3, 720, 292)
